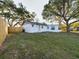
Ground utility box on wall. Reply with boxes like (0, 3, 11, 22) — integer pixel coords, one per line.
(0, 17, 8, 46)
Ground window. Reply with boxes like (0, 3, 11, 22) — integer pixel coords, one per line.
(41, 25, 43, 28)
(51, 27, 55, 30)
(32, 24, 34, 27)
(47, 26, 49, 29)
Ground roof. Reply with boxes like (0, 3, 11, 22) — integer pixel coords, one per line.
(24, 20, 48, 26)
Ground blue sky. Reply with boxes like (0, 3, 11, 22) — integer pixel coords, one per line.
(13, 0, 49, 21)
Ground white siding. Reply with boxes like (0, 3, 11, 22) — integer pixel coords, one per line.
(23, 23, 61, 33)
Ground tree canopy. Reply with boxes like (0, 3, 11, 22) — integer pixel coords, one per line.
(0, 0, 35, 27)
(42, 0, 79, 32)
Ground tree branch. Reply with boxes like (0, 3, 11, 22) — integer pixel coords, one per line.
(69, 20, 79, 25)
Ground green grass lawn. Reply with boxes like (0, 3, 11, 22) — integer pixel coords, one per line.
(0, 32, 79, 59)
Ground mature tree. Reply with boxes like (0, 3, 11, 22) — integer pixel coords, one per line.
(14, 3, 35, 26)
(42, 0, 79, 32)
(0, 0, 35, 27)
(0, 0, 16, 15)
(0, 0, 17, 26)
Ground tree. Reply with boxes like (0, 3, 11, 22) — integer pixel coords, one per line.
(0, 0, 35, 27)
(0, 0, 17, 27)
(14, 3, 35, 26)
(42, 0, 79, 32)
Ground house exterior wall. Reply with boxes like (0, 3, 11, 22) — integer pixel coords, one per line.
(23, 23, 61, 33)
(50, 25, 59, 32)
(40, 25, 47, 32)
(23, 23, 39, 33)
(0, 17, 8, 46)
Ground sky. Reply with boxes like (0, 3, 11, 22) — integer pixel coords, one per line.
(13, 0, 49, 22)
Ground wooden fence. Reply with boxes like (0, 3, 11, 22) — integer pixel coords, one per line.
(0, 17, 8, 46)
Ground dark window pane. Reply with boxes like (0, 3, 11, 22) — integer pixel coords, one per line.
(51, 27, 55, 30)
(32, 24, 34, 27)
(41, 26, 43, 28)
(47, 26, 49, 29)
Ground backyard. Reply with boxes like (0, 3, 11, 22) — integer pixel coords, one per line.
(0, 32, 79, 59)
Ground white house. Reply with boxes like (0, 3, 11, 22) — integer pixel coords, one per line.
(22, 21, 61, 33)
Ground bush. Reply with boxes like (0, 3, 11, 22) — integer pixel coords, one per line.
(8, 27, 23, 33)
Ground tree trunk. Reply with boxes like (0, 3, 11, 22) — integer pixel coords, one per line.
(66, 21, 70, 32)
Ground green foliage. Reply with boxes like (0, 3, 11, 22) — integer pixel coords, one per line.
(42, 0, 79, 32)
(0, 0, 35, 27)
